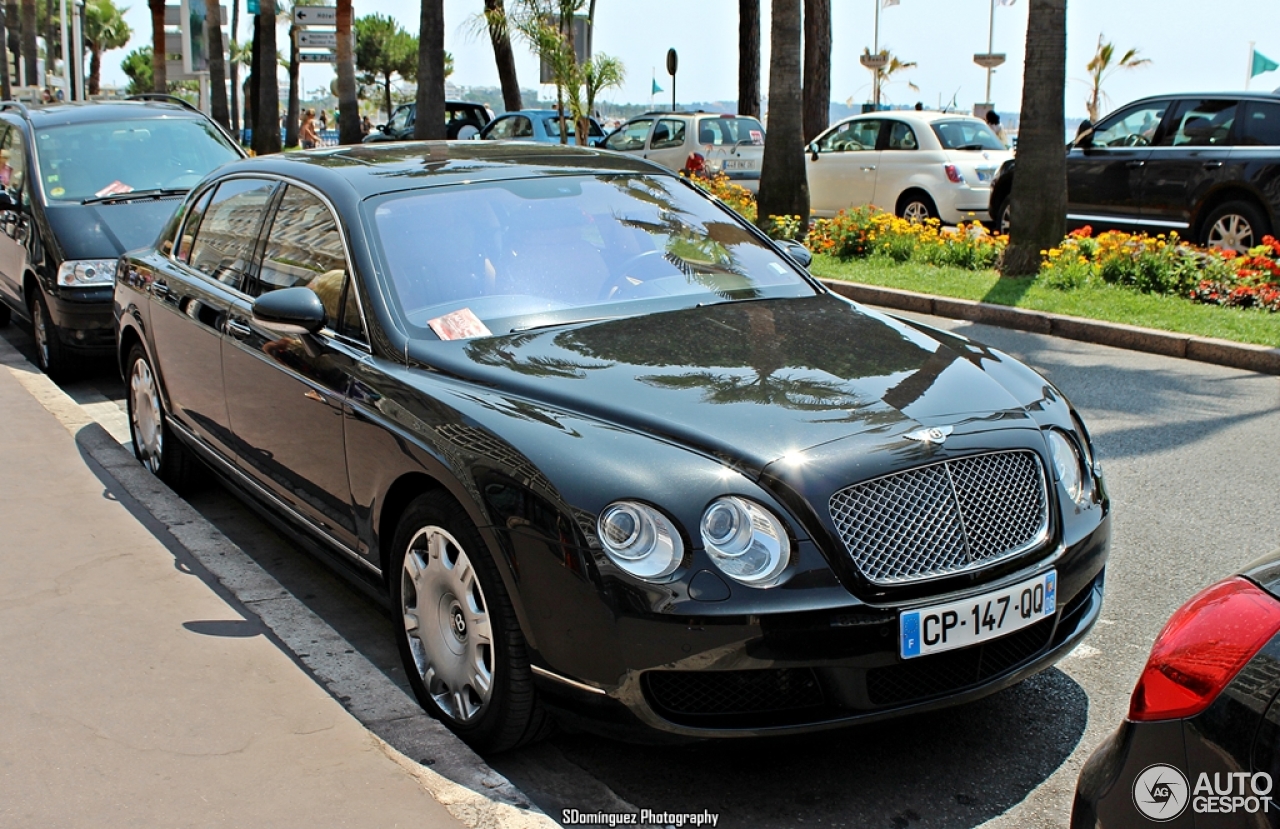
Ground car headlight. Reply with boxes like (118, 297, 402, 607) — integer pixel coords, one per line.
(57, 259, 118, 287)
(597, 501, 683, 579)
(1046, 429, 1085, 504)
(700, 497, 790, 586)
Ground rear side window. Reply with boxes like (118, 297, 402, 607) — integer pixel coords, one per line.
(651, 119, 686, 149)
(605, 119, 652, 151)
(696, 116, 764, 146)
(1239, 101, 1280, 146)
(931, 119, 1005, 151)
(186, 178, 276, 289)
(886, 121, 919, 150)
(1159, 99, 1238, 146)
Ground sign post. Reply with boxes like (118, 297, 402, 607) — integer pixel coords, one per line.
(666, 48, 677, 112)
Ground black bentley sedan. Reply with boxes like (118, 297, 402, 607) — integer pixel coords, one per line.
(114, 142, 1111, 752)
(1072, 551, 1280, 828)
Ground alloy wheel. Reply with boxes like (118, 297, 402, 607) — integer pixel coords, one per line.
(1207, 213, 1255, 254)
(400, 525, 495, 723)
(903, 201, 932, 224)
(129, 357, 164, 474)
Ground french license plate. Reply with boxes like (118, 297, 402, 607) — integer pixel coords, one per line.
(900, 570, 1056, 659)
(976, 168, 995, 183)
(724, 159, 755, 171)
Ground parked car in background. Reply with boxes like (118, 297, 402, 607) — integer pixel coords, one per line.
(116, 140, 1110, 753)
(0, 97, 244, 376)
(1072, 549, 1280, 827)
(362, 101, 492, 143)
(990, 92, 1280, 251)
(477, 109, 606, 147)
(806, 110, 1012, 224)
(603, 111, 766, 192)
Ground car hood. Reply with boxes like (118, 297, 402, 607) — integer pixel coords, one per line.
(409, 294, 1037, 475)
(44, 198, 185, 260)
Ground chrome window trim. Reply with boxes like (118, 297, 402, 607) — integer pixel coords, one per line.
(1065, 213, 1190, 229)
(166, 174, 277, 300)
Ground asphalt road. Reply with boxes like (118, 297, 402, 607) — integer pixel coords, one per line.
(6, 309, 1278, 829)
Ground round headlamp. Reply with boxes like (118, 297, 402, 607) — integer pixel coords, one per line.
(699, 497, 790, 586)
(1046, 429, 1085, 504)
(597, 501, 683, 580)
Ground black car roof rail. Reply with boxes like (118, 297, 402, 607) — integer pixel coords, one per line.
(0, 100, 31, 120)
(126, 93, 199, 112)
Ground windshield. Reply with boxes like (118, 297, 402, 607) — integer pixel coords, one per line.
(36, 117, 241, 201)
(368, 174, 816, 338)
(930, 119, 1007, 151)
(696, 116, 765, 146)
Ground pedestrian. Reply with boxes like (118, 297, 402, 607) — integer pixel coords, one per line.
(914, 101, 923, 111)
(361, 115, 373, 136)
(300, 109, 319, 149)
(986, 110, 1009, 147)
(319, 109, 328, 131)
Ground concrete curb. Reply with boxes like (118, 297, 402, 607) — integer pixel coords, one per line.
(0, 338, 556, 829)
(820, 278, 1280, 376)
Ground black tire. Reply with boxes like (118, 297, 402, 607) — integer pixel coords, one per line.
(993, 197, 1011, 235)
(124, 344, 196, 490)
(29, 290, 69, 378)
(1200, 200, 1270, 254)
(390, 490, 551, 754)
(0, 300, 10, 327)
(897, 191, 938, 224)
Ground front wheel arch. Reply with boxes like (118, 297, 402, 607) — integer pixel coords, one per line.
(1193, 192, 1273, 248)
(896, 189, 938, 222)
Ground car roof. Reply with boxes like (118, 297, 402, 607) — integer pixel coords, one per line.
(211, 140, 668, 199)
(843, 110, 984, 125)
(4, 99, 215, 127)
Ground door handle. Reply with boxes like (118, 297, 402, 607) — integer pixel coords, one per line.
(1202, 160, 1224, 169)
(1126, 160, 1146, 168)
(860, 165, 877, 171)
(152, 281, 169, 299)
(225, 319, 252, 339)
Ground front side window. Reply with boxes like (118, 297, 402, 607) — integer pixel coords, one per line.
(885, 121, 919, 151)
(0, 126, 26, 200)
(367, 174, 816, 338)
(173, 186, 215, 262)
(1240, 101, 1280, 146)
(1158, 99, 1238, 147)
(1090, 102, 1169, 148)
(185, 178, 276, 289)
(817, 120, 880, 153)
(257, 185, 362, 338)
(35, 117, 240, 202)
(931, 119, 1005, 151)
(387, 106, 413, 132)
(605, 119, 652, 151)
(651, 119, 686, 150)
(510, 117, 533, 138)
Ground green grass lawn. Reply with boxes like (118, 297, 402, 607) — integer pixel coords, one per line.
(810, 255, 1280, 348)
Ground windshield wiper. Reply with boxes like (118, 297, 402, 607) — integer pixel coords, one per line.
(954, 143, 989, 151)
(510, 316, 614, 333)
(81, 188, 188, 205)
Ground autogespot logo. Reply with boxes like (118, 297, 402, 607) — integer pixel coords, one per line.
(1133, 764, 1190, 822)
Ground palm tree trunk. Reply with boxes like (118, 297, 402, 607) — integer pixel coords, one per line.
(802, 0, 830, 143)
(335, 0, 359, 144)
(208, 4, 230, 129)
(44, 0, 55, 88)
(1001, 0, 1067, 276)
(756, 0, 808, 233)
(0, 6, 11, 99)
(737, 0, 760, 118)
(20, 0, 35, 86)
(252, 0, 280, 155)
(229, 0, 240, 134)
(412, 0, 444, 140)
(483, 0, 520, 112)
(382, 70, 392, 125)
(285, 23, 299, 147)
(149, 0, 165, 91)
(88, 45, 101, 94)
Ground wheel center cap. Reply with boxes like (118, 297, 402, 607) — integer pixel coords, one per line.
(450, 605, 467, 639)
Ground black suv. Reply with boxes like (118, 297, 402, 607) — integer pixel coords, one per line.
(0, 98, 244, 375)
(362, 101, 492, 143)
(990, 92, 1280, 250)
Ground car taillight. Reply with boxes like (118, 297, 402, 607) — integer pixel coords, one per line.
(685, 152, 705, 173)
(944, 164, 964, 184)
(1129, 577, 1280, 722)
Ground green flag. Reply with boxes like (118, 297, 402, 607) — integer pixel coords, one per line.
(652, 78, 663, 94)
(1252, 49, 1279, 78)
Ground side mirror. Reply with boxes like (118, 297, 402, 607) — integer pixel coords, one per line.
(777, 239, 813, 269)
(251, 286, 327, 335)
(377, 123, 388, 133)
(1073, 120, 1094, 148)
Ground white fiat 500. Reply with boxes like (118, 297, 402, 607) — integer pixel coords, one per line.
(806, 111, 1012, 224)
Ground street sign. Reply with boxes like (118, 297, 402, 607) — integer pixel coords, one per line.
(973, 53, 1007, 69)
(298, 30, 337, 48)
(246, 0, 257, 13)
(666, 48, 677, 76)
(293, 6, 336, 25)
(298, 51, 337, 63)
(860, 53, 889, 69)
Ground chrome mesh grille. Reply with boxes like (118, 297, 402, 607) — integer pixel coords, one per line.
(829, 450, 1048, 585)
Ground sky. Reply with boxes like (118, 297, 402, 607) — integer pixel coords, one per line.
(100, 0, 1280, 120)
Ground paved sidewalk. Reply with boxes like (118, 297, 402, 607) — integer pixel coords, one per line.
(0, 356, 469, 827)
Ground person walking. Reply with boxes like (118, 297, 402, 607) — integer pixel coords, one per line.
(986, 110, 1009, 148)
(300, 109, 319, 149)
(319, 110, 328, 131)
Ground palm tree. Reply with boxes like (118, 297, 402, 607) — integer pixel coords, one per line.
(252, 0, 280, 154)
(229, 0, 240, 133)
(737, 0, 759, 118)
(206, 0, 229, 128)
(1001, 0, 1067, 276)
(1084, 35, 1150, 122)
(802, 0, 830, 143)
(20, 0, 35, 87)
(863, 48, 918, 104)
(412, 0, 444, 140)
(582, 53, 623, 125)
(83, 0, 131, 95)
(483, 0, 521, 112)
(756, 0, 807, 235)
(149, 0, 164, 91)
(335, 0, 359, 143)
(5, 0, 20, 90)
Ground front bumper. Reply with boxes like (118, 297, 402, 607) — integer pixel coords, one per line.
(44, 284, 115, 352)
(526, 514, 1109, 741)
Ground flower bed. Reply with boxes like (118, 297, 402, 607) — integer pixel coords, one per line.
(688, 172, 1280, 314)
